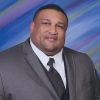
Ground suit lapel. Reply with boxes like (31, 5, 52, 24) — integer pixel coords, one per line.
(63, 49, 76, 100)
(22, 40, 60, 100)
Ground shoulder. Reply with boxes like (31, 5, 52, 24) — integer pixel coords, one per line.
(63, 47, 94, 67)
(0, 40, 30, 73)
(0, 39, 30, 57)
(63, 47, 90, 57)
(0, 40, 29, 66)
(0, 42, 23, 57)
(63, 47, 97, 78)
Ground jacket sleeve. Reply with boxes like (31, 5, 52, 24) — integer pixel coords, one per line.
(0, 73, 5, 100)
(84, 54, 100, 100)
(94, 69, 100, 100)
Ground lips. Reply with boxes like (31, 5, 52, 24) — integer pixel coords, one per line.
(46, 36, 57, 42)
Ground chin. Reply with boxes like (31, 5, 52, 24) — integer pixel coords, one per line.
(44, 48, 61, 56)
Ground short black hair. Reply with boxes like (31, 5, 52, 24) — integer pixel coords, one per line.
(33, 4, 68, 22)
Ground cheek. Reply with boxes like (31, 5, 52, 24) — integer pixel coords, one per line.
(37, 31, 46, 44)
(35, 28, 43, 39)
(39, 29, 48, 40)
(58, 33, 65, 41)
(31, 31, 41, 43)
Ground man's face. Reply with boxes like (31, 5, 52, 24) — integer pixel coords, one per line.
(30, 9, 68, 56)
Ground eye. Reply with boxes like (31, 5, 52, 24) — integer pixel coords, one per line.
(57, 24, 64, 29)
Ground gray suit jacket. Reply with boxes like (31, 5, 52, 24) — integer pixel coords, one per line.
(0, 39, 100, 100)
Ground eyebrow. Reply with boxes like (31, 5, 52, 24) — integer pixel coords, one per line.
(41, 19, 50, 21)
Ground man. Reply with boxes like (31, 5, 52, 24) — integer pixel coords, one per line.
(0, 4, 100, 100)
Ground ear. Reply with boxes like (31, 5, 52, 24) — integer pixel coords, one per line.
(30, 22, 35, 33)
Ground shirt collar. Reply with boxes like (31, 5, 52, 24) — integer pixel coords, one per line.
(30, 39, 49, 67)
(49, 49, 63, 64)
(30, 39, 63, 67)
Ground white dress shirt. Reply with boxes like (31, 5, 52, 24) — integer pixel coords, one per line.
(30, 39, 66, 87)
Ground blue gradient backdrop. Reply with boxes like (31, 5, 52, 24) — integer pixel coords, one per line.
(0, 0, 100, 75)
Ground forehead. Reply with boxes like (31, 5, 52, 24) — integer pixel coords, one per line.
(34, 9, 67, 22)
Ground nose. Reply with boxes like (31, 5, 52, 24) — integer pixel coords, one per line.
(49, 25, 57, 35)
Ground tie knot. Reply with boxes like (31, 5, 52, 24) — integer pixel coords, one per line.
(47, 58, 55, 68)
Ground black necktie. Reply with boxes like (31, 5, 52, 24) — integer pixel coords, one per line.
(47, 58, 65, 99)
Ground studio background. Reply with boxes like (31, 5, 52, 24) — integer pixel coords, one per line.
(0, 0, 100, 75)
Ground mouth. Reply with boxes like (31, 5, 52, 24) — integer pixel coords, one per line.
(46, 36, 57, 42)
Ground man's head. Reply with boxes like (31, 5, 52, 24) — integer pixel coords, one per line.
(30, 4, 68, 56)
